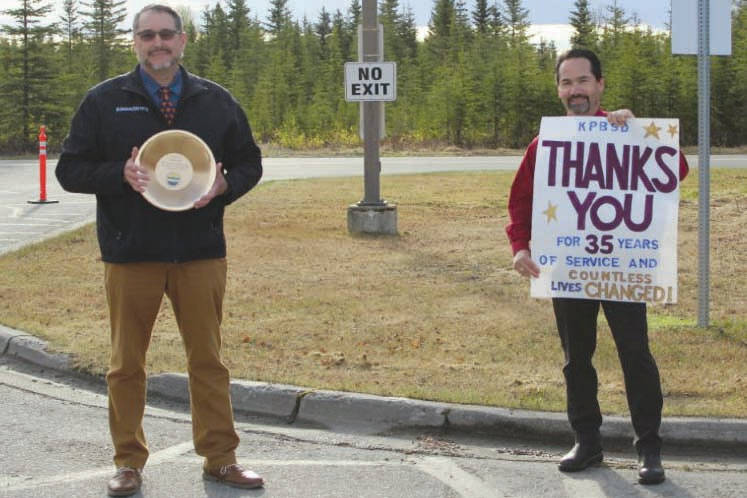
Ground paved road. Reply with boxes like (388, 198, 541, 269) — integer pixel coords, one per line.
(0, 159, 95, 255)
(1, 155, 744, 255)
(2, 359, 746, 498)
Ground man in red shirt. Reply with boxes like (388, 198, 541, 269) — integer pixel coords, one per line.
(506, 48, 688, 485)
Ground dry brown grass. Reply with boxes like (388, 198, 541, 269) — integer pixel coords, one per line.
(1, 170, 745, 417)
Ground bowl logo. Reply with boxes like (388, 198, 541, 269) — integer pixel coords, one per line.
(166, 172, 181, 187)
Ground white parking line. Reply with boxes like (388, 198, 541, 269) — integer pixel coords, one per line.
(4, 217, 86, 222)
(0, 223, 59, 227)
(3, 207, 23, 218)
(0, 443, 407, 492)
(180, 455, 403, 467)
(0, 441, 196, 492)
(416, 455, 503, 498)
(561, 472, 606, 497)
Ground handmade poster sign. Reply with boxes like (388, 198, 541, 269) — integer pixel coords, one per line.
(530, 117, 682, 304)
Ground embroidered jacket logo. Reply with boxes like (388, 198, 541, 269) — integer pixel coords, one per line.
(116, 106, 149, 112)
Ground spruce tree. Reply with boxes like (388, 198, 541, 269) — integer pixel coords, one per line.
(228, 18, 265, 109)
(60, 0, 80, 63)
(489, 2, 504, 38)
(379, 0, 402, 61)
(502, 0, 529, 44)
(569, 0, 596, 49)
(397, 6, 418, 60)
(79, 0, 129, 81)
(600, 0, 628, 51)
(203, 3, 232, 71)
(184, 6, 213, 75)
(226, 0, 251, 61)
(1, 0, 60, 152)
(710, 3, 745, 146)
(331, 10, 351, 62)
(58, 0, 93, 142)
(732, 1, 747, 143)
(315, 7, 332, 59)
(347, 0, 362, 33)
(266, 0, 291, 35)
(472, 0, 496, 35)
(429, 0, 454, 41)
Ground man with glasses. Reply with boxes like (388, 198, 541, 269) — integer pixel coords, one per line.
(56, 4, 263, 496)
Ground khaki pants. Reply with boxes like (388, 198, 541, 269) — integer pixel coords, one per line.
(104, 259, 238, 470)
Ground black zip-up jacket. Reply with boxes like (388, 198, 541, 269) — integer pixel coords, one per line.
(56, 65, 262, 263)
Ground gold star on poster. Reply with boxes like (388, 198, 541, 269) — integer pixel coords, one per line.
(644, 121, 661, 140)
(543, 201, 558, 223)
(668, 124, 678, 138)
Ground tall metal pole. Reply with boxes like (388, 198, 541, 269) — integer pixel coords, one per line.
(360, 0, 383, 206)
(697, 0, 710, 327)
(347, 0, 396, 235)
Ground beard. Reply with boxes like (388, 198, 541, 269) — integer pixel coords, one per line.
(566, 95, 591, 115)
(149, 58, 176, 71)
(138, 48, 181, 71)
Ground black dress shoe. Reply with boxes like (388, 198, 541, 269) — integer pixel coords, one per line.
(638, 451, 666, 484)
(558, 441, 603, 472)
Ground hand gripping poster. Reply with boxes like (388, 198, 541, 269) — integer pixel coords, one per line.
(530, 117, 682, 304)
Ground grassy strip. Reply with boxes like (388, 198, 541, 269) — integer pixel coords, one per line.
(1, 170, 745, 417)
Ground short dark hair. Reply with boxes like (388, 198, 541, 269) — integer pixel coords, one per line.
(555, 49, 602, 84)
(133, 4, 183, 33)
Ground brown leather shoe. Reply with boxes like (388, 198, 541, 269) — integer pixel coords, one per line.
(107, 467, 142, 497)
(203, 463, 264, 489)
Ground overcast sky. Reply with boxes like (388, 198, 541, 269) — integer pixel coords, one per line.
(1, 1, 674, 51)
(116, 1, 671, 28)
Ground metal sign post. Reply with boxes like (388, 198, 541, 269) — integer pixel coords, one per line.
(672, 0, 732, 328)
(361, 1, 382, 208)
(347, 0, 397, 235)
(696, 0, 711, 328)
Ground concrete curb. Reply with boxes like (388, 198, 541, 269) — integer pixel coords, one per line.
(0, 324, 70, 372)
(2, 324, 746, 449)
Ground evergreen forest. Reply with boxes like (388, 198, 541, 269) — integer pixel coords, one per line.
(1, 0, 745, 154)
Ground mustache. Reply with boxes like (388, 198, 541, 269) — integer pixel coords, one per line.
(148, 47, 172, 55)
(570, 94, 589, 100)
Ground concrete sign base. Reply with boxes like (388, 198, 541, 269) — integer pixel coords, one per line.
(347, 203, 398, 235)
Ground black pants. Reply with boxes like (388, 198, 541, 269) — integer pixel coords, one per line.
(552, 298, 663, 453)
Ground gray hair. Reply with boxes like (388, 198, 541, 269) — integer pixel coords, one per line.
(133, 4, 183, 33)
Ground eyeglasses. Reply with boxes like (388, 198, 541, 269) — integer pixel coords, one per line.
(136, 29, 180, 41)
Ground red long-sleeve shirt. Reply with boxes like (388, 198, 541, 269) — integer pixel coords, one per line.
(505, 111, 690, 255)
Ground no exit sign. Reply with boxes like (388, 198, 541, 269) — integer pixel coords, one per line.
(344, 62, 397, 102)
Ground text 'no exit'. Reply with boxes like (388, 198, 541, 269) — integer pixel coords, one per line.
(345, 62, 397, 102)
